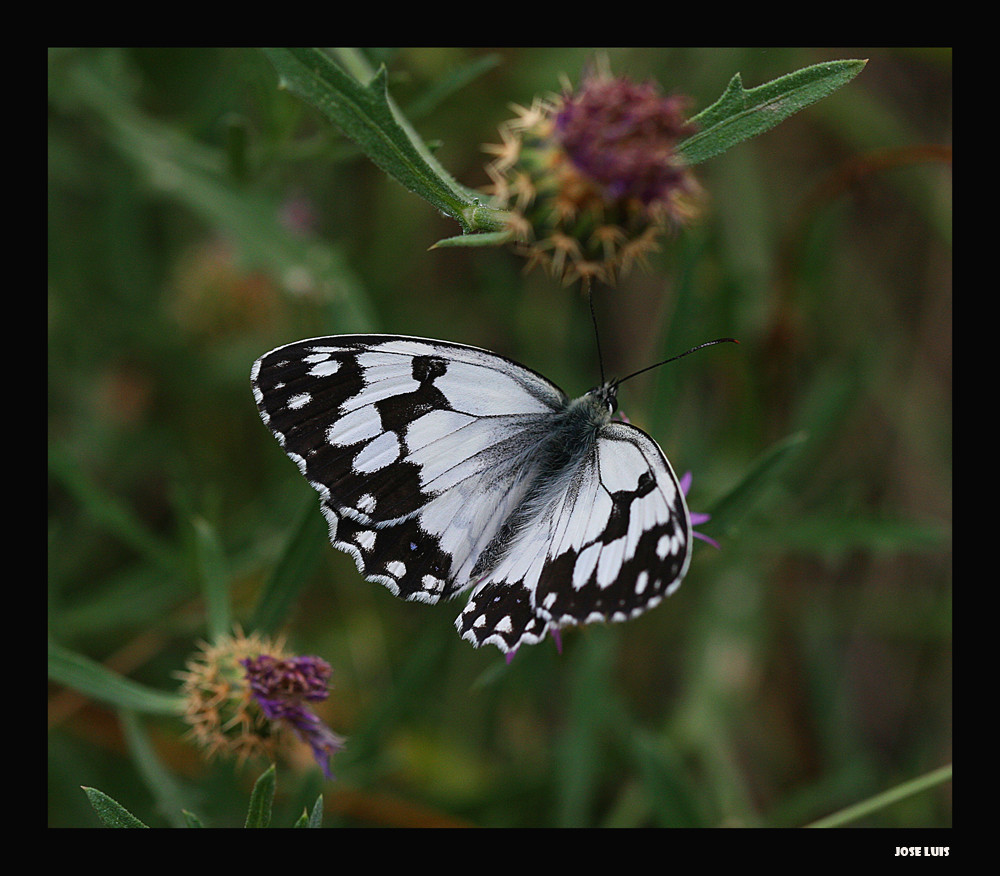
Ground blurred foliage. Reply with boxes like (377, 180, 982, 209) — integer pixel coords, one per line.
(48, 47, 951, 829)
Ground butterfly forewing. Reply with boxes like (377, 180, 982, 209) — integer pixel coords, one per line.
(253, 334, 693, 653)
(253, 336, 567, 604)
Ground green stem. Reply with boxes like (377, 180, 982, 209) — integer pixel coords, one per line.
(806, 764, 952, 827)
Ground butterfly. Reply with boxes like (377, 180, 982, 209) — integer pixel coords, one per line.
(252, 334, 725, 654)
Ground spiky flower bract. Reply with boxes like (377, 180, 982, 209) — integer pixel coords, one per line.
(484, 66, 700, 286)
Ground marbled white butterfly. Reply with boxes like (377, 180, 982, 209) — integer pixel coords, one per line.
(252, 335, 729, 654)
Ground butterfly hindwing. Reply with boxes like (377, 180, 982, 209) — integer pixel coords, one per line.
(457, 421, 690, 651)
(253, 334, 693, 653)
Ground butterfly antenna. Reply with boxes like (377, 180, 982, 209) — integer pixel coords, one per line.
(616, 338, 739, 386)
(586, 279, 607, 384)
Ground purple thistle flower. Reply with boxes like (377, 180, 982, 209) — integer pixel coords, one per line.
(481, 64, 702, 287)
(554, 75, 698, 208)
(242, 654, 344, 780)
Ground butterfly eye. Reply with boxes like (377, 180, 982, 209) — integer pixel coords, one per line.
(605, 386, 619, 415)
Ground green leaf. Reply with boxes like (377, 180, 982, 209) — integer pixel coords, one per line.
(678, 60, 868, 165)
(263, 48, 507, 235)
(48, 447, 176, 572)
(806, 764, 952, 828)
(119, 709, 192, 828)
(245, 764, 277, 828)
(702, 432, 809, 534)
(430, 228, 514, 250)
(64, 59, 377, 329)
(247, 495, 327, 636)
(773, 515, 950, 553)
(48, 639, 185, 715)
(191, 516, 231, 641)
(182, 810, 205, 827)
(555, 629, 619, 827)
(81, 787, 149, 828)
(293, 796, 325, 828)
(403, 53, 502, 120)
(307, 795, 325, 828)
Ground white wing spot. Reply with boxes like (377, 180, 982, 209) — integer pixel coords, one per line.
(287, 392, 311, 409)
(573, 542, 602, 589)
(596, 536, 626, 588)
(386, 561, 406, 578)
(353, 430, 401, 473)
(307, 357, 341, 378)
(635, 570, 649, 595)
(422, 575, 444, 595)
(327, 404, 382, 447)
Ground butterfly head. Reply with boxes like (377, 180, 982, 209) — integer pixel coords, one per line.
(586, 381, 620, 421)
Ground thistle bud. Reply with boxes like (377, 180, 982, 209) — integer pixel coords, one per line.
(178, 630, 344, 779)
(485, 68, 700, 286)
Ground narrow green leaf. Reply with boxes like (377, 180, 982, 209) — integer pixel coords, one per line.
(245, 764, 277, 828)
(403, 53, 502, 120)
(806, 764, 952, 827)
(292, 797, 325, 828)
(555, 630, 617, 827)
(48, 448, 176, 572)
(678, 60, 868, 165)
(191, 516, 231, 640)
(618, 728, 704, 827)
(773, 516, 950, 553)
(327, 48, 499, 217)
(48, 640, 184, 715)
(703, 432, 808, 534)
(82, 787, 149, 828)
(307, 795, 325, 828)
(182, 810, 205, 827)
(430, 228, 514, 250)
(264, 48, 503, 233)
(120, 709, 192, 828)
(65, 61, 376, 329)
(247, 495, 327, 636)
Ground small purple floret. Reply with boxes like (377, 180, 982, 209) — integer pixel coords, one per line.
(242, 654, 344, 779)
(554, 76, 697, 207)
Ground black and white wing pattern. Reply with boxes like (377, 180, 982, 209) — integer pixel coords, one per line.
(252, 335, 691, 654)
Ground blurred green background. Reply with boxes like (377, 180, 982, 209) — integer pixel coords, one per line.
(48, 47, 951, 828)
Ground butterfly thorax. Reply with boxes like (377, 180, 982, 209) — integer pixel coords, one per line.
(469, 383, 618, 579)
(529, 382, 624, 483)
